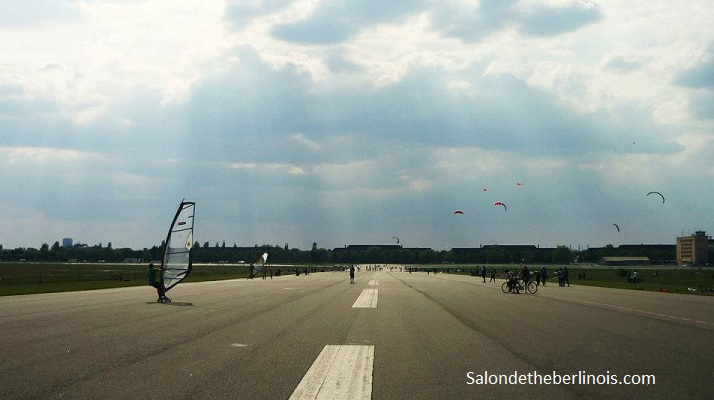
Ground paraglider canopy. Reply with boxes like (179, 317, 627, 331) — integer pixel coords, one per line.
(453, 210, 464, 215)
(647, 191, 665, 203)
(494, 202, 507, 211)
(613, 223, 620, 233)
(392, 236, 400, 244)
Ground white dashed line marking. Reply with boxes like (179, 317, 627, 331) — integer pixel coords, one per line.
(368, 279, 378, 286)
(289, 345, 374, 400)
(564, 299, 709, 325)
(352, 289, 378, 308)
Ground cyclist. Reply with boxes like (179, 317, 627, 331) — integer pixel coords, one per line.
(506, 269, 520, 293)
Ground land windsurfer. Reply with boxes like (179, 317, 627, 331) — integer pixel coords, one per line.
(148, 262, 170, 302)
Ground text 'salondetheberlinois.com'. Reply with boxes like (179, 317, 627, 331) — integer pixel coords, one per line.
(466, 371, 655, 386)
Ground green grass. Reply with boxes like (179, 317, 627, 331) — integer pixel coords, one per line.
(3, 262, 713, 296)
(420, 264, 714, 295)
(0, 262, 259, 296)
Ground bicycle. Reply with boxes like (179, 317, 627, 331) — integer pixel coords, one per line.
(501, 278, 537, 294)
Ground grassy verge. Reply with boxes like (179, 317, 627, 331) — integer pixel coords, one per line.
(0, 262, 277, 296)
(421, 264, 714, 295)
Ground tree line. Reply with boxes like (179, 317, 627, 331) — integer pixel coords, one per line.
(0, 241, 683, 265)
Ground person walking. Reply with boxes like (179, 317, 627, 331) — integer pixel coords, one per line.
(541, 266, 547, 286)
(481, 265, 487, 282)
(535, 269, 541, 286)
(489, 268, 496, 282)
(270, 268, 273, 279)
(349, 265, 355, 284)
(557, 268, 564, 287)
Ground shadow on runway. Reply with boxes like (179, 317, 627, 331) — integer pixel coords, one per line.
(146, 302, 194, 307)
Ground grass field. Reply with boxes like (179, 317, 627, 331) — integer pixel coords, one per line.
(0, 262, 264, 296)
(2, 262, 714, 296)
(427, 264, 714, 295)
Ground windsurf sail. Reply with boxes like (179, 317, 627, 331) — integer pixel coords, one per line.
(161, 200, 195, 291)
(250, 252, 269, 278)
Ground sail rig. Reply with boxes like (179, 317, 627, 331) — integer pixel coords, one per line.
(250, 252, 269, 278)
(162, 200, 195, 291)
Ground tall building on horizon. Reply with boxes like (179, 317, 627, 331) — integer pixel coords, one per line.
(62, 238, 73, 248)
(676, 231, 710, 266)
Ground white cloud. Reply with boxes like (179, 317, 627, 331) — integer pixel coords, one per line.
(0, 0, 713, 249)
(0, 146, 104, 164)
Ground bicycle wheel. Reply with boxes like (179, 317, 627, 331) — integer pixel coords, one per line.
(527, 281, 538, 294)
(501, 282, 510, 293)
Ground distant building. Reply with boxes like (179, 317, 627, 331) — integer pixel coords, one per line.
(332, 245, 402, 252)
(598, 257, 651, 266)
(677, 231, 710, 266)
(62, 238, 73, 248)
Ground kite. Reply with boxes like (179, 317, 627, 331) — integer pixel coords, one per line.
(494, 202, 507, 211)
(647, 191, 665, 203)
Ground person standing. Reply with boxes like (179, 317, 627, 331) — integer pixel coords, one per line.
(147, 263, 169, 303)
(481, 265, 487, 282)
(564, 267, 570, 287)
(270, 267, 273, 279)
(535, 269, 541, 286)
(489, 268, 496, 282)
(557, 268, 563, 287)
(541, 266, 547, 286)
(349, 265, 355, 284)
(521, 265, 531, 284)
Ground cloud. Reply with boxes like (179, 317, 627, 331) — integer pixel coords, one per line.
(0, 0, 79, 27)
(323, 50, 364, 73)
(289, 133, 321, 150)
(178, 47, 679, 166)
(601, 54, 642, 73)
(270, 0, 429, 44)
(428, 0, 602, 42)
(429, 0, 518, 42)
(675, 53, 714, 89)
(687, 92, 714, 120)
(224, 0, 295, 28)
(517, 1, 603, 37)
(0, 146, 104, 164)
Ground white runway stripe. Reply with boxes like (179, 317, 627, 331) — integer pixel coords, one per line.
(352, 289, 378, 308)
(368, 279, 378, 286)
(289, 345, 374, 400)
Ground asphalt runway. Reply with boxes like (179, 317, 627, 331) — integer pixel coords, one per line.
(1, 268, 712, 399)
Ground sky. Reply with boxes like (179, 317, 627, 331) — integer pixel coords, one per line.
(1, 0, 713, 251)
